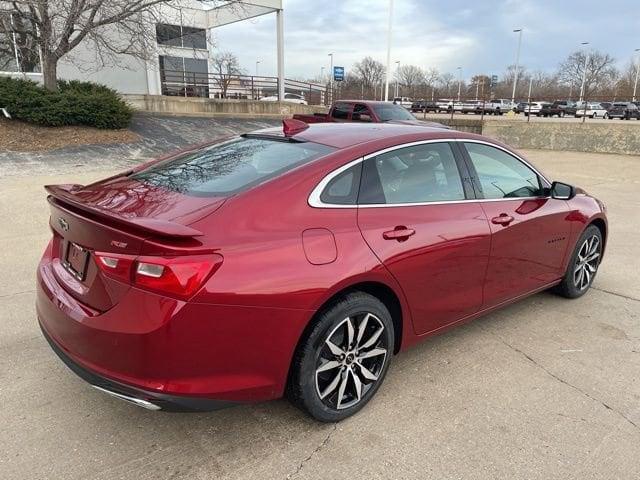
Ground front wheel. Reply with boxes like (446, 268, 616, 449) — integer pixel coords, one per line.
(553, 225, 603, 299)
(287, 292, 394, 422)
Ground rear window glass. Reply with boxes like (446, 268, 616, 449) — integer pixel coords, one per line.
(132, 137, 334, 197)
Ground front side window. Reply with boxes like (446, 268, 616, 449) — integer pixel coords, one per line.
(464, 143, 542, 199)
(352, 104, 372, 122)
(133, 138, 334, 197)
(359, 143, 465, 204)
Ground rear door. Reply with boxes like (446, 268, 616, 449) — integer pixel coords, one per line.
(459, 141, 571, 307)
(356, 141, 491, 335)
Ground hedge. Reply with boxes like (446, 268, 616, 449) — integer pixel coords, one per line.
(0, 77, 133, 129)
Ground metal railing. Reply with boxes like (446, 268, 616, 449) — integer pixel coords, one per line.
(160, 69, 331, 106)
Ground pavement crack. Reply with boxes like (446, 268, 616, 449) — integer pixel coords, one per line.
(591, 287, 640, 303)
(0, 289, 35, 299)
(287, 423, 338, 479)
(491, 332, 640, 433)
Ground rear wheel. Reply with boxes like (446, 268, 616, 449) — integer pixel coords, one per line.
(287, 292, 394, 422)
(553, 225, 603, 299)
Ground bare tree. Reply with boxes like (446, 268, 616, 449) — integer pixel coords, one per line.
(1, 11, 40, 71)
(437, 72, 455, 97)
(211, 51, 242, 98)
(0, 1, 241, 91)
(558, 50, 618, 98)
(396, 64, 424, 95)
(353, 56, 385, 89)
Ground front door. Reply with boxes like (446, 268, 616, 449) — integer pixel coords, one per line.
(460, 142, 571, 307)
(357, 142, 491, 335)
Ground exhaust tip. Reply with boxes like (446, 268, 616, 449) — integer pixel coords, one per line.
(92, 385, 161, 411)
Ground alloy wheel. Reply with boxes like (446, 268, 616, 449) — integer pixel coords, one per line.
(573, 235, 601, 291)
(315, 313, 388, 410)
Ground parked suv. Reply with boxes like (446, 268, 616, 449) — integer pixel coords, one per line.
(410, 100, 438, 113)
(539, 101, 577, 117)
(607, 102, 640, 120)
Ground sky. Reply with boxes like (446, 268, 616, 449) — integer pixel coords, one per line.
(212, 0, 640, 82)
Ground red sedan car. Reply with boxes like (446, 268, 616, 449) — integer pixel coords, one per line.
(37, 121, 607, 422)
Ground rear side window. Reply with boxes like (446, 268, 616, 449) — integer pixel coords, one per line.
(359, 143, 465, 204)
(319, 164, 362, 205)
(331, 103, 351, 119)
(132, 138, 334, 197)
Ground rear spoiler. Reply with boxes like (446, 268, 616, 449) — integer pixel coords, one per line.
(45, 184, 204, 238)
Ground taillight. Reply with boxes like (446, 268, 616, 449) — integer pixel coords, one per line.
(95, 253, 135, 283)
(134, 255, 222, 299)
(94, 252, 222, 300)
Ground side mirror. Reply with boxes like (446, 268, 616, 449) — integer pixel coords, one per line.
(551, 181, 575, 200)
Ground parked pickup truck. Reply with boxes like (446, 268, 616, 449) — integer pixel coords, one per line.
(292, 100, 447, 128)
(539, 100, 577, 117)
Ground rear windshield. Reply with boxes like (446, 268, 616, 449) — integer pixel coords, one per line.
(132, 137, 334, 197)
(372, 104, 415, 121)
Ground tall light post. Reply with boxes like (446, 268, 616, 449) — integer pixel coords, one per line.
(255, 60, 261, 77)
(457, 66, 462, 102)
(384, 0, 394, 101)
(633, 48, 640, 102)
(328, 52, 334, 101)
(511, 28, 523, 104)
(395, 60, 400, 98)
(579, 41, 590, 104)
(320, 66, 325, 83)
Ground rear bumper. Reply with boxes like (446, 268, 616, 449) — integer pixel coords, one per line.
(36, 253, 313, 406)
(40, 321, 236, 412)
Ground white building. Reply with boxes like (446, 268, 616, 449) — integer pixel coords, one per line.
(1, 0, 288, 100)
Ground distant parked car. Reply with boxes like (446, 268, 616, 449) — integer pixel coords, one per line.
(516, 102, 530, 114)
(575, 102, 609, 118)
(393, 97, 413, 109)
(524, 102, 551, 116)
(606, 102, 640, 120)
(540, 100, 577, 117)
(260, 93, 308, 105)
(410, 100, 438, 113)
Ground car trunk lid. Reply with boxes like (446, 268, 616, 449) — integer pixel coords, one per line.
(45, 178, 225, 312)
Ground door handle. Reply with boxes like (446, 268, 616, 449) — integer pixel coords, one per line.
(383, 226, 416, 241)
(491, 213, 514, 226)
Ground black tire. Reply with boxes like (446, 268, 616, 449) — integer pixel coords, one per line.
(287, 291, 394, 422)
(553, 225, 603, 299)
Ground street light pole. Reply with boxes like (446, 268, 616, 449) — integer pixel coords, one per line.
(633, 48, 640, 102)
(328, 52, 334, 102)
(384, 0, 394, 101)
(457, 66, 462, 102)
(511, 28, 522, 104)
(579, 41, 589, 104)
(320, 66, 325, 82)
(395, 60, 400, 98)
(255, 60, 260, 77)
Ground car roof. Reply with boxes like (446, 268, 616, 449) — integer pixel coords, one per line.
(252, 122, 478, 149)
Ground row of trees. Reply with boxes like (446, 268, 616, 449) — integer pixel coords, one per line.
(326, 52, 638, 102)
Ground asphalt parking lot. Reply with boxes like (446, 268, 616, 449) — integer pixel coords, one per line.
(0, 147, 639, 479)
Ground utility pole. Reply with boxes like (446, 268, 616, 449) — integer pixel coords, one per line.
(457, 66, 462, 102)
(633, 48, 640, 102)
(511, 29, 522, 104)
(328, 52, 334, 103)
(384, 0, 394, 101)
(579, 41, 589, 104)
(395, 60, 400, 98)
